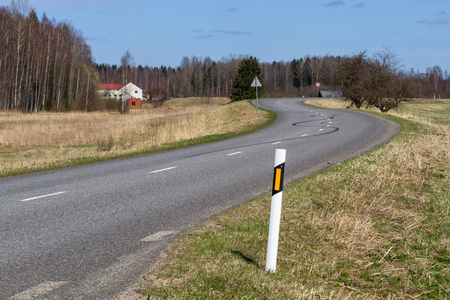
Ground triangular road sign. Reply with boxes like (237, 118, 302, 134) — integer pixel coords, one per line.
(251, 76, 262, 87)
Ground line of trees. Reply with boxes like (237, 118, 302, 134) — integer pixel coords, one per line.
(97, 54, 450, 103)
(96, 54, 343, 101)
(0, 1, 100, 112)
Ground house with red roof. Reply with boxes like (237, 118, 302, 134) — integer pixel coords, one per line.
(99, 82, 143, 102)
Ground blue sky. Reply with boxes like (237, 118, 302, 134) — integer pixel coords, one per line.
(2, 0, 450, 72)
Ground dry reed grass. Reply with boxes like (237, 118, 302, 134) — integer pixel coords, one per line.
(0, 98, 269, 175)
(1, 106, 201, 147)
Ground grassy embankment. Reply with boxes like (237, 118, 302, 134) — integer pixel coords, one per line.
(139, 99, 449, 299)
(0, 98, 275, 177)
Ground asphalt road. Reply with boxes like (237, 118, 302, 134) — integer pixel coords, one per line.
(0, 98, 399, 299)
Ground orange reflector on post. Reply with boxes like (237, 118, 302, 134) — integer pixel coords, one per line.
(274, 168, 282, 191)
(272, 163, 285, 195)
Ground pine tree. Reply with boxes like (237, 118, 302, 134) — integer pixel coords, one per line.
(231, 57, 264, 101)
(291, 58, 304, 88)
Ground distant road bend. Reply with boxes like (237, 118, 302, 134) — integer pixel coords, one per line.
(0, 98, 399, 299)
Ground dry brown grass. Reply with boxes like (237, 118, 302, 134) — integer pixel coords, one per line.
(0, 98, 270, 175)
(305, 99, 353, 110)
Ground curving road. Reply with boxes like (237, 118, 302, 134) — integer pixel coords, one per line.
(0, 98, 399, 299)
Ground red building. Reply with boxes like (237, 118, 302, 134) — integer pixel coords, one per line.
(127, 98, 141, 108)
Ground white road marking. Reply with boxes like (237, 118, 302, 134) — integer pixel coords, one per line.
(20, 191, 66, 202)
(227, 151, 243, 156)
(272, 141, 282, 145)
(10, 281, 68, 299)
(329, 122, 332, 124)
(319, 129, 324, 132)
(301, 134, 308, 137)
(150, 166, 176, 174)
(140, 231, 177, 242)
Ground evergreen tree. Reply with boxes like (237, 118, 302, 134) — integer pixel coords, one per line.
(291, 58, 304, 88)
(231, 57, 264, 101)
(303, 57, 313, 86)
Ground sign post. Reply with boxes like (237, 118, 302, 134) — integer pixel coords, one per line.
(315, 82, 321, 98)
(266, 148, 286, 272)
(251, 76, 262, 117)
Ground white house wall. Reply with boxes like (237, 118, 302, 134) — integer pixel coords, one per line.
(120, 83, 143, 100)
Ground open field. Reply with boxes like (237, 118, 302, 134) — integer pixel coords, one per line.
(139, 99, 449, 299)
(0, 97, 273, 177)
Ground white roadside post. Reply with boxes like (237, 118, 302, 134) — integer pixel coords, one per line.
(251, 76, 262, 117)
(265, 148, 286, 272)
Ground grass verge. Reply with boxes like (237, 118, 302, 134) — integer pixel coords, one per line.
(138, 99, 449, 299)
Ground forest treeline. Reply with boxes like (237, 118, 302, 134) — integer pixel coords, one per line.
(0, 2, 100, 112)
(1, 1, 449, 112)
(98, 54, 450, 101)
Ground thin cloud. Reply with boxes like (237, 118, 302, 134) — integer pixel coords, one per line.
(353, 2, 365, 8)
(225, 8, 239, 12)
(437, 11, 450, 16)
(204, 29, 250, 36)
(195, 34, 214, 39)
(325, 1, 345, 7)
(223, 30, 251, 35)
(416, 18, 450, 25)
